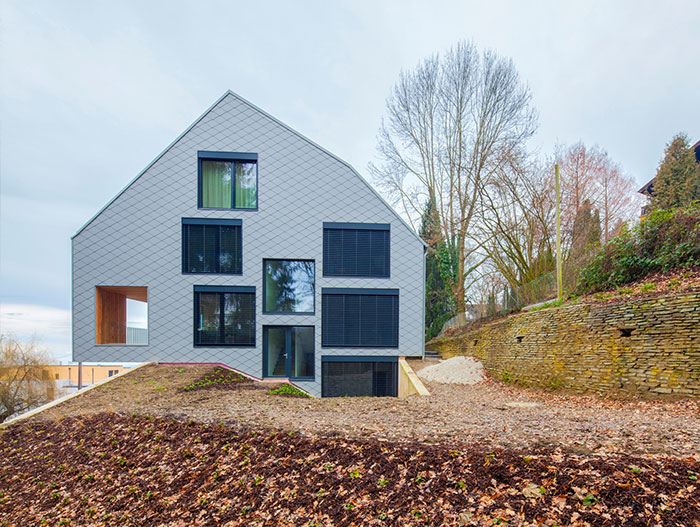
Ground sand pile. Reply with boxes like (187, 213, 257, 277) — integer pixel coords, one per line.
(418, 356, 486, 385)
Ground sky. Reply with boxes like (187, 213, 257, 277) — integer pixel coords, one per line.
(1, 0, 699, 362)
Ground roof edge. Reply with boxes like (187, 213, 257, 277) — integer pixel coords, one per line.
(223, 91, 427, 248)
(72, 91, 232, 239)
(73, 90, 426, 248)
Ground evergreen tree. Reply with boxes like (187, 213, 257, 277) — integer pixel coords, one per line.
(419, 197, 455, 340)
(568, 200, 601, 267)
(651, 133, 700, 210)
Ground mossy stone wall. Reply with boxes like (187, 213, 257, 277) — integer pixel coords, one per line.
(427, 292, 700, 398)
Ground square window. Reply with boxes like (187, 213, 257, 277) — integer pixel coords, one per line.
(182, 219, 242, 274)
(321, 288, 398, 348)
(263, 259, 315, 314)
(194, 286, 255, 347)
(95, 286, 148, 345)
(323, 223, 390, 277)
(198, 152, 257, 210)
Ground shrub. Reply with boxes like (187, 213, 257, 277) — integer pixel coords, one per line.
(576, 204, 700, 294)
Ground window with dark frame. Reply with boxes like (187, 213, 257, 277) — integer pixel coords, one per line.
(321, 288, 399, 348)
(198, 151, 257, 210)
(323, 223, 390, 278)
(263, 259, 315, 314)
(182, 218, 242, 274)
(194, 286, 255, 347)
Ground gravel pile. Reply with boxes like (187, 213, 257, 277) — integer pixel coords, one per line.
(417, 356, 486, 385)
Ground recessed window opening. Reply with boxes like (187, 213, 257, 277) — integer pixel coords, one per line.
(198, 152, 257, 210)
(96, 286, 148, 345)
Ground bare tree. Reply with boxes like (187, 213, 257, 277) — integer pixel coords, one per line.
(480, 160, 556, 295)
(556, 142, 640, 247)
(0, 335, 56, 423)
(371, 41, 537, 312)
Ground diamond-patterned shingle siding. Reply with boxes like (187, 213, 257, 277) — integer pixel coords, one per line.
(72, 92, 425, 397)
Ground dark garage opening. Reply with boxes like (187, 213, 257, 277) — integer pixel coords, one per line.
(321, 358, 397, 397)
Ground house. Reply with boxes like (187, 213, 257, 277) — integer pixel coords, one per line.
(72, 91, 426, 397)
(47, 364, 127, 387)
(638, 139, 700, 217)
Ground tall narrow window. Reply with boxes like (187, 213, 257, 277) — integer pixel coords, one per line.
(323, 223, 390, 277)
(194, 286, 255, 347)
(198, 152, 257, 210)
(182, 219, 242, 274)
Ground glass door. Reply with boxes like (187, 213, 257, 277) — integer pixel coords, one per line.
(263, 326, 314, 380)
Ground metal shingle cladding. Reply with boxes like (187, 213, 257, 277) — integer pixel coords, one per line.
(72, 92, 425, 397)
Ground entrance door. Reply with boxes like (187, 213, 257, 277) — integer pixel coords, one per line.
(263, 326, 314, 380)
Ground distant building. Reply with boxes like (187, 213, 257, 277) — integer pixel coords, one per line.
(47, 364, 128, 387)
(638, 139, 700, 218)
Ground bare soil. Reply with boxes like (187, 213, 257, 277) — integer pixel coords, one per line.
(24, 362, 700, 457)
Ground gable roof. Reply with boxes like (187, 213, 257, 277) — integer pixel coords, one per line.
(72, 90, 426, 248)
(638, 138, 700, 197)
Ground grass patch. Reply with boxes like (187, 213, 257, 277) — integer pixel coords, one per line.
(182, 367, 246, 393)
(267, 383, 310, 398)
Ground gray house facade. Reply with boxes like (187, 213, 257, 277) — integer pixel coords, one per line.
(72, 91, 425, 397)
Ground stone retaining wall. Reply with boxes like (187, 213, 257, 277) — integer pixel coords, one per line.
(427, 292, 700, 398)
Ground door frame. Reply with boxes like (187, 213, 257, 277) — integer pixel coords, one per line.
(262, 325, 315, 381)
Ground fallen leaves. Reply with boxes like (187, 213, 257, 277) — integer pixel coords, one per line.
(1, 412, 699, 526)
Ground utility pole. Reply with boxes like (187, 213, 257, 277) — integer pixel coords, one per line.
(555, 164, 563, 302)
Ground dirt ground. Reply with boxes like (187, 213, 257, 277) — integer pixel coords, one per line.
(25, 362, 700, 457)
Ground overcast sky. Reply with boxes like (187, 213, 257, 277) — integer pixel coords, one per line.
(1, 0, 699, 361)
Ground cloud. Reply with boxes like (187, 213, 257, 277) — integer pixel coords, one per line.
(0, 303, 72, 361)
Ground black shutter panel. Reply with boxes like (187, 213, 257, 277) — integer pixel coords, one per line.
(324, 229, 343, 276)
(323, 227, 390, 277)
(322, 294, 346, 346)
(369, 230, 389, 277)
(355, 230, 372, 276)
(343, 294, 361, 346)
(322, 291, 398, 348)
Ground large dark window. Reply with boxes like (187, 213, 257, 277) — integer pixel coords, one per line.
(194, 286, 255, 346)
(198, 151, 257, 210)
(182, 219, 242, 274)
(322, 358, 397, 397)
(322, 288, 398, 347)
(323, 223, 390, 277)
(264, 260, 315, 314)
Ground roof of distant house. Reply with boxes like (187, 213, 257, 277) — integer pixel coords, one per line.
(638, 138, 700, 195)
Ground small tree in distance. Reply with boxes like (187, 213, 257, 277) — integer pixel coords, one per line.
(0, 335, 56, 423)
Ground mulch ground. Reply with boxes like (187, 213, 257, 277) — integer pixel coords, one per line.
(1, 413, 698, 526)
(23, 364, 700, 457)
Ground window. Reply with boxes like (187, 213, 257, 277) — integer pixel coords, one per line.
(108, 370, 119, 377)
(263, 260, 315, 314)
(323, 223, 390, 278)
(263, 326, 314, 379)
(182, 218, 242, 274)
(95, 286, 148, 345)
(198, 151, 257, 209)
(322, 357, 397, 397)
(194, 286, 255, 346)
(322, 288, 398, 348)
